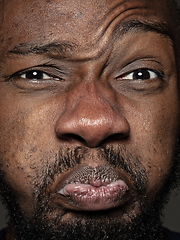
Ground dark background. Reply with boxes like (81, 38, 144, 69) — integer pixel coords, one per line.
(1, 0, 180, 232)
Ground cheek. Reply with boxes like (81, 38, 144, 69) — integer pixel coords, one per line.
(0, 90, 61, 157)
(128, 97, 179, 201)
(0, 96, 61, 214)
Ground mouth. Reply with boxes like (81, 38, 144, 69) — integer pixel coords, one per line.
(58, 179, 128, 211)
(50, 165, 131, 211)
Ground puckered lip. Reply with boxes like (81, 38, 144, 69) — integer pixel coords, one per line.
(48, 164, 134, 211)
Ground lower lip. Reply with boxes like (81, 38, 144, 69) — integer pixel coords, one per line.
(58, 180, 128, 211)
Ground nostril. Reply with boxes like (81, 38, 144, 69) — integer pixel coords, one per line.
(57, 133, 86, 145)
(57, 132, 129, 147)
(100, 132, 129, 146)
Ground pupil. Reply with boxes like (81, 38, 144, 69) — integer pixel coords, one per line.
(133, 69, 150, 80)
(26, 70, 43, 79)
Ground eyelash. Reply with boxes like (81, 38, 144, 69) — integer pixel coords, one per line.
(20, 70, 53, 80)
(5, 66, 164, 85)
(117, 68, 164, 81)
(4, 65, 63, 83)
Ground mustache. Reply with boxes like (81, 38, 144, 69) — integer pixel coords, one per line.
(37, 145, 148, 196)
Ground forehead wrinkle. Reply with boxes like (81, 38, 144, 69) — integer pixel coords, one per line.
(76, 0, 173, 60)
(72, 4, 150, 60)
(6, 20, 173, 64)
(4, 2, 149, 61)
(5, 2, 173, 62)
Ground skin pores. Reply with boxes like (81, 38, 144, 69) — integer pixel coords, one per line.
(0, 0, 179, 239)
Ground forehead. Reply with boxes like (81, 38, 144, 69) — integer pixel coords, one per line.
(0, 0, 172, 54)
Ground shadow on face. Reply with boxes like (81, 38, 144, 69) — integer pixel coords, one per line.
(0, 0, 179, 239)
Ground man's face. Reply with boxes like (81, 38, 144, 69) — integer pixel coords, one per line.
(0, 0, 179, 239)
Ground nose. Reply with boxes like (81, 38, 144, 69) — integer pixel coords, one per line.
(55, 83, 130, 147)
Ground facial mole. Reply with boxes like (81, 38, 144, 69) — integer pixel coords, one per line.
(18, 166, 24, 170)
(12, 23, 19, 28)
(5, 160, 9, 168)
(31, 147, 37, 153)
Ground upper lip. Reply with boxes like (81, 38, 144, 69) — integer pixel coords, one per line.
(50, 164, 134, 194)
(46, 164, 138, 212)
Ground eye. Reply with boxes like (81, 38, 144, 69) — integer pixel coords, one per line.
(121, 68, 158, 80)
(20, 70, 52, 80)
(8, 65, 67, 91)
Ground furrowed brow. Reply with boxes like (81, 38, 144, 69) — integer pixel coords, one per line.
(7, 20, 173, 61)
(8, 41, 77, 58)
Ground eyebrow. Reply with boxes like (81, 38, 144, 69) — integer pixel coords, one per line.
(115, 19, 173, 40)
(8, 41, 77, 58)
(8, 19, 173, 58)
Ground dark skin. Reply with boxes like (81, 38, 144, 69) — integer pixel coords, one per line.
(0, 0, 179, 239)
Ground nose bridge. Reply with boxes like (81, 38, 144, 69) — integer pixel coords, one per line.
(66, 61, 115, 115)
(55, 79, 130, 147)
(74, 81, 115, 124)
